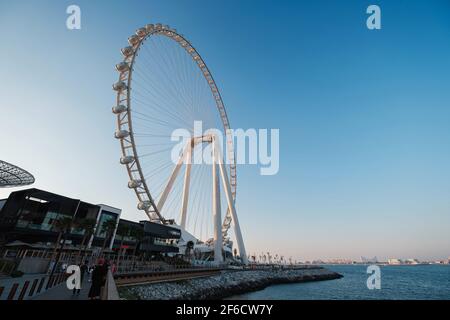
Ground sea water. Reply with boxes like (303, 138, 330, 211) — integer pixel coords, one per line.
(228, 265, 450, 300)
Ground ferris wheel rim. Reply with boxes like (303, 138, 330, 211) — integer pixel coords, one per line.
(113, 24, 237, 235)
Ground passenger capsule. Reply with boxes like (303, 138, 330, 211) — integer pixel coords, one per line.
(136, 27, 147, 38)
(145, 24, 154, 32)
(112, 105, 128, 114)
(116, 62, 129, 72)
(120, 156, 135, 165)
(155, 23, 162, 29)
(113, 81, 127, 92)
(137, 201, 151, 210)
(128, 35, 140, 46)
(128, 180, 142, 189)
(121, 46, 134, 57)
(114, 130, 130, 139)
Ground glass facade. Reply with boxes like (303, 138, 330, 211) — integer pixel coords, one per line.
(71, 202, 100, 235)
(0, 188, 180, 256)
(0, 189, 114, 248)
(14, 196, 78, 232)
(95, 210, 118, 239)
(0, 199, 6, 212)
(114, 219, 141, 244)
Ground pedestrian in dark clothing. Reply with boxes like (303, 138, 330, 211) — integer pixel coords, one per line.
(88, 259, 108, 300)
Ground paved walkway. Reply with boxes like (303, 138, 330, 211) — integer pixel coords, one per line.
(0, 273, 48, 300)
(33, 278, 91, 300)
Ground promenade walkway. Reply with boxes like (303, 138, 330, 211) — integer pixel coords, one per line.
(33, 278, 90, 300)
(0, 273, 47, 300)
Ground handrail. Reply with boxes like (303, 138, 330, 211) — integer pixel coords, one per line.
(102, 269, 120, 300)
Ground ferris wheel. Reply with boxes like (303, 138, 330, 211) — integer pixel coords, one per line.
(112, 23, 247, 263)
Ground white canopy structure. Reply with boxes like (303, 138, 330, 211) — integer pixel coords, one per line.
(0, 160, 35, 188)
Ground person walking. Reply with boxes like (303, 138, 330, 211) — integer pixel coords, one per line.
(88, 258, 108, 300)
(72, 260, 89, 295)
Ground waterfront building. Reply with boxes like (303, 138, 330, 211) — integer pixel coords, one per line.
(361, 256, 378, 264)
(113, 218, 181, 257)
(387, 258, 403, 265)
(0, 188, 181, 275)
(0, 188, 120, 251)
(405, 259, 420, 265)
(162, 225, 234, 264)
(326, 258, 355, 264)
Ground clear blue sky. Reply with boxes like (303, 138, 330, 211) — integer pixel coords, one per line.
(1, 0, 449, 261)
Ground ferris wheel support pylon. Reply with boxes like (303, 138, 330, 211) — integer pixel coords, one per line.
(180, 141, 192, 229)
(155, 134, 246, 264)
(157, 148, 186, 212)
(212, 137, 224, 264)
(215, 138, 248, 264)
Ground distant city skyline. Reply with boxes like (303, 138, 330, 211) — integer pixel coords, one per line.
(1, 0, 450, 262)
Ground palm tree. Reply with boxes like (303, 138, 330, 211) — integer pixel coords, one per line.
(75, 218, 96, 262)
(115, 224, 130, 266)
(100, 219, 117, 257)
(46, 216, 73, 289)
(51, 216, 74, 262)
(130, 226, 144, 258)
(126, 226, 144, 270)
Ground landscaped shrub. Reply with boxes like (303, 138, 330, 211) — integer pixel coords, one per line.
(10, 270, 24, 278)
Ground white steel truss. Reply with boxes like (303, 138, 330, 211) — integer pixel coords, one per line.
(155, 135, 247, 264)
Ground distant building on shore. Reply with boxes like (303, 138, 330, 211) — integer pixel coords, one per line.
(326, 258, 355, 264)
(387, 258, 403, 265)
(361, 256, 378, 264)
(405, 258, 421, 265)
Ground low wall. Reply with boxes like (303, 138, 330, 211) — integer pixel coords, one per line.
(17, 258, 50, 274)
(0, 272, 68, 300)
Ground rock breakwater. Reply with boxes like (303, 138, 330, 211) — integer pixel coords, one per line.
(120, 267, 342, 300)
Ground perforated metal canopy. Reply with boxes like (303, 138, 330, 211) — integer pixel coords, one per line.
(0, 160, 35, 188)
